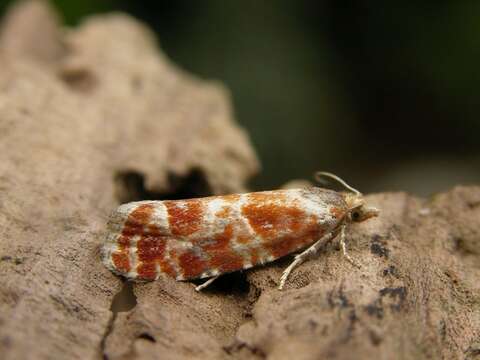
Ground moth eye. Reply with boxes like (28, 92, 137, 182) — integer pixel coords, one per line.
(351, 211, 360, 221)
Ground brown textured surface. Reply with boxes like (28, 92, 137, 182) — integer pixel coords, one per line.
(0, 1, 258, 359)
(0, 2, 479, 360)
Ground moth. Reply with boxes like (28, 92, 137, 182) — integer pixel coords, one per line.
(102, 172, 379, 290)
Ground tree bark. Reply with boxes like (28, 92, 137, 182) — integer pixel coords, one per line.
(0, 2, 478, 360)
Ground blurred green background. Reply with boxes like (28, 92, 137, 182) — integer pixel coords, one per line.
(2, 0, 479, 195)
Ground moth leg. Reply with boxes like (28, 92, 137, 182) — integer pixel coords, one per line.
(195, 275, 220, 292)
(340, 225, 361, 268)
(279, 230, 338, 290)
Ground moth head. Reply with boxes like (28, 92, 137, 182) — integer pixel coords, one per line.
(343, 193, 379, 222)
(314, 171, 379, 223)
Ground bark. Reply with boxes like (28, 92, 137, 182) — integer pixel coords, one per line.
(0, 2, 479, 360)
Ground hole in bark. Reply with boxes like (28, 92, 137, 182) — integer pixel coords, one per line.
(59, 67, 97, 92)
(137, 332, 156, 343)
(114, 168, 212, 203)
(101, 282, 138, 358)
(193, 272, 250, 295)
(110, 281, 137, 313)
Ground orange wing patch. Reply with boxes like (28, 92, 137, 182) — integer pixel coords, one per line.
(165, 200, 203, 237)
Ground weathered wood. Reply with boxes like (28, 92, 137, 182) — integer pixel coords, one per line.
(0, 1, 258, 359)
(0, 2, 478, 360)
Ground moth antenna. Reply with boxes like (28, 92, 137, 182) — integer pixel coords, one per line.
(314, 171, 361, 196)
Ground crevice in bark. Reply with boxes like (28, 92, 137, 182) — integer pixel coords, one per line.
(223, 340, 267, 359)
(111, 281, 137, 313)
(192, 272, 250, 295)
(114, 168, 213, 203)
(136, 332, 156, 343)
(100, 281, 137, 359)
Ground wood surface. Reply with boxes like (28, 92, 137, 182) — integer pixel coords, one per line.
(0, 2, 478, 359)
